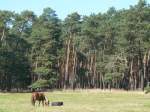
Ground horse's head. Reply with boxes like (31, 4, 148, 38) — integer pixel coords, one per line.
(45, 100, 49, 106)
(45, 96, 49, 106)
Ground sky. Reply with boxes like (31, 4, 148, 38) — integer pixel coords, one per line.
(0, 0, 150, 19)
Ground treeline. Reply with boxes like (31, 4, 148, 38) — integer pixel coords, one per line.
(0, 0, 150, 91)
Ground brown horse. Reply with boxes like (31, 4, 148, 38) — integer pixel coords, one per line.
(31, 92, 49, 106)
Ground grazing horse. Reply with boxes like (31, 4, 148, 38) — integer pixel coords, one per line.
(31, 92, 49, 106)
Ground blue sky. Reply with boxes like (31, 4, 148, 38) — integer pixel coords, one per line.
(0, 0, 149, 19)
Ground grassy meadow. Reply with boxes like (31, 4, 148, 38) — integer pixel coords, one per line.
(0, 89, 150, 112)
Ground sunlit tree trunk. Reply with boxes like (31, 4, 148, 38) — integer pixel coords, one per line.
(64, 36, 71, 89)
(0, 29, 5, 41)
(130, 58, 134, 90)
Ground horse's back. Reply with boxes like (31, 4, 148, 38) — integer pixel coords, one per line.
(38, 93, 46, 100)
(32, 92, 45, 101)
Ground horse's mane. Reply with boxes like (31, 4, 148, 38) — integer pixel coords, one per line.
(45, 96, 48, 101)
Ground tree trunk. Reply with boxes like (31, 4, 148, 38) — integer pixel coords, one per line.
(64, 37, 71, 89)
(1, 29, 5, 41)
(130, 58, 134, 90)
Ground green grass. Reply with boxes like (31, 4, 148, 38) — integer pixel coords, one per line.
(0, 89, 150, 112)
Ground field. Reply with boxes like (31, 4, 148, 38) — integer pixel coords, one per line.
(0, 89, 150, 112)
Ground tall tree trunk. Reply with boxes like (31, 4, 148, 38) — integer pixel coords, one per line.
(138, 56, 141, 89)
(1, 29, 5, 41)
(143, 53, 146, 82)
(93, 51, 96, 88)
(130, 58, 134, 90)
(147, 50, 150, 83)
(64, 37, 71, 89)
(70, 45, 76, 89)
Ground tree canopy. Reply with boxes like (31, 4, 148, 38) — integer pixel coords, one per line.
(0, 0, 150, 91)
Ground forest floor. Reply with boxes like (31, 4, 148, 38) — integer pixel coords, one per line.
(0, 89, 150, 112)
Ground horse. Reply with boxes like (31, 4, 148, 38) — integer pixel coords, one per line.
(31, 92, 49, 106)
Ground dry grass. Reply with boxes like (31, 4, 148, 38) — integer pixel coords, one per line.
(0, 89, 150, 112)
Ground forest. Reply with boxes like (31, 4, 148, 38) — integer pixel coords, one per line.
(0, 0, 150, 91)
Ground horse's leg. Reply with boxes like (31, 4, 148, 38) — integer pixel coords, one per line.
(32, 99, 36, 106)
(33, 101, 35, 106)
(39, 101, 41, 106)
(42, 100, 44, 106)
